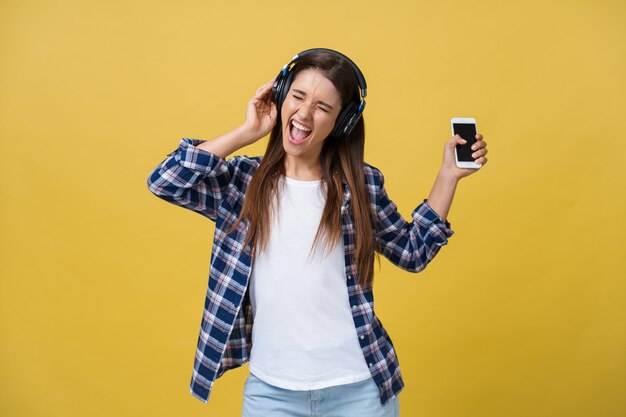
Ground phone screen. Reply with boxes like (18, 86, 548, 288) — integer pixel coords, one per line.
(453, 123, 477, 162)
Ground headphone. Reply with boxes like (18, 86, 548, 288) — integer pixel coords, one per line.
(271, 48, 367, 139)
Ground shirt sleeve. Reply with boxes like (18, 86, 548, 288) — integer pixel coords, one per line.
(373, 169, 455, 273)
(146, 138, 237, 221)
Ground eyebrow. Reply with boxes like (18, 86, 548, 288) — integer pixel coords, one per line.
(292, 89, 335, 110)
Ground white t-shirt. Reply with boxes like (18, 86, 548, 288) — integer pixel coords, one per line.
(248, 175, 372, 390)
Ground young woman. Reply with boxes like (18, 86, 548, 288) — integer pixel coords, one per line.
(146, 48, 488, 417)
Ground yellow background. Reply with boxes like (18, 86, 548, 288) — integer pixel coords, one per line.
(1, 0, 625, 416)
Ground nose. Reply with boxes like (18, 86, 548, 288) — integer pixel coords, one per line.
(295, 102, 313, 121)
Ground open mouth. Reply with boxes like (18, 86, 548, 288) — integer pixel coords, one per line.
(288, 119, 312, 144)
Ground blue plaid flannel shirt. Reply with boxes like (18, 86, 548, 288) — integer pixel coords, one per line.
(146, 138, 454, 405)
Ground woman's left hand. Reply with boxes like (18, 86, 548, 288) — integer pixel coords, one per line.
(440, 133, 488, 180)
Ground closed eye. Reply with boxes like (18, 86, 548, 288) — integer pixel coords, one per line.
(292, 94, 330, 112)
(291, 88, 336, 111)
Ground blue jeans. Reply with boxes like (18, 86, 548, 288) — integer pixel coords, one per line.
(242, 372, 400, 417)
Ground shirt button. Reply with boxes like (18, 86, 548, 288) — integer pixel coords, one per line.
(369, 363, 373, 367)
(352, 305, 357, 311)
(392, 395, 396, 399)
(360, 335, 365, 340)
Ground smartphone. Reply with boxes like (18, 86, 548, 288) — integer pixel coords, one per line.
(451, 117, 481, 169)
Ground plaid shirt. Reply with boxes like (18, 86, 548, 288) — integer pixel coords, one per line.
(146, 137, 454, 406)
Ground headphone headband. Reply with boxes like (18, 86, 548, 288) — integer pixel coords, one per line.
(289, 48, 367, 99)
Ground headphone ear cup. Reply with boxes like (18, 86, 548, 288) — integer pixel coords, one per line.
(277, 72, 294, 110)
(271, 70, 286, 107)
(343, 101, 365, 137)
(330, 101, 359, 138)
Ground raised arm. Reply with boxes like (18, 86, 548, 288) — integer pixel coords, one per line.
(426, 133, 489, 221)
(146, 79, 278, 220)
(195, 79, 278, 158)
(373, 132, 489, 272)
(371, 167, 454, 273)
(146, 137, 247, 221)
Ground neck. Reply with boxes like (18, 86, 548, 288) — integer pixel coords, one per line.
(284, 155, 322, 180)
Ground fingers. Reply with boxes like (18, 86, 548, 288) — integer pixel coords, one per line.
(453, 134, 487, 147)
(251, 80, 275, 104)
(471, 147, 488, 159)
(472, 133, 488, 164)
(452, 133, 488, 164)
(270, 100, 277, 118)
(471, 134, 487, 152)
(452, 134, 470, 151)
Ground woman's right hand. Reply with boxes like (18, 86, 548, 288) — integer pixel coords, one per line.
(241, 79, 278, 144)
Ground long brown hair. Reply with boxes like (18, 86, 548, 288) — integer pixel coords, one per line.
(227, 51, 380, 289)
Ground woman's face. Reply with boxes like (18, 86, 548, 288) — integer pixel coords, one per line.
(281, 68, 342, 162)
